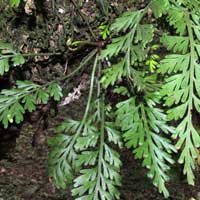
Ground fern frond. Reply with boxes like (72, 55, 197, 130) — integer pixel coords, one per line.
(159, 8, 200, 185)
(135, 24, 154, 46)
(131, 44, 147, 62)
(100, 59, 153, 92)
(158, 54, 190, 74)
(101, 16, 154, 60)
(100, 5, 156, 92)
(101, 31, 135, 59)
(110, 10, 145, 33)
(48, 119, 98, 189)
(0, 80, 62, 128)
(72, 101, 122, 200)
(116, 93, 176, 198)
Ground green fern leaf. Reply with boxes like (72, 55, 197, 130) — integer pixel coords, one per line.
(36, 90, 49, 104)
(176, 0, 200, 9)
(0, 42, 25, 75)
(131, 44, 147, 63)
(48, 120, 82, 188)
(101, 7, 154, 60)
(47, 83, 63, 101)
(12, 54, 25, 66)
(0, 58, 9, 75)
(100, 61, 125, 88)
(71, 98, 122, 200)
(111, 10, 144, 33)
(113, 86, 129, 96)
(10, 101, 25, 124)
(135, 24, 154, 46)
(0, 80, 62, 128)
(100, 3, 157, 95)
(116, 94, 176, 198)
(158, 54, 190, 74)
(159, 9, 200, 185)
(167, 8, 186, 35)
(73, 143, 121, 200)
(23, 96, 36, 112)
(101, 31, 134, 59)
(105, 122, 123, 148)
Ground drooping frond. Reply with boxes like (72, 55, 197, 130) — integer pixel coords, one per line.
(0, 80, 62, 128)
(48, 119, 98, 189)
(72, 120, 122, 200)
(116, 93, 176, 197)
(159, 6, 200, 185)
(49, 96, 122, 200)
(100, 5, 155, 91)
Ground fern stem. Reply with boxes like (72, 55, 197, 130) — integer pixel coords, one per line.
(140, 103, 169, 196)
(56, 49, 97, 82)
(70, 40, 98, 47)
(93, 64, 104, 199)
(94, 95, 105, 199)
(36, 49, 97, 90)
(82, 54, 99, 123)
(0, 52, 61, 59)
(183, 11, 196, 185)
(140, 104, 154, 154)
(186, 12, 195, 115)
(66, 54, 99, 153)
(97, 62, 102, 120)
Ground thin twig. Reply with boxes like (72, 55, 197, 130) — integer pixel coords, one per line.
(70, 0, 97, 41)
(23, 52, 61, 57)
(46, 49, 97, 85)
(0, 52, 61, 59)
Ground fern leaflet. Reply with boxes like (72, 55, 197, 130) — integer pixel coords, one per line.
(0, 42, 25, 75)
